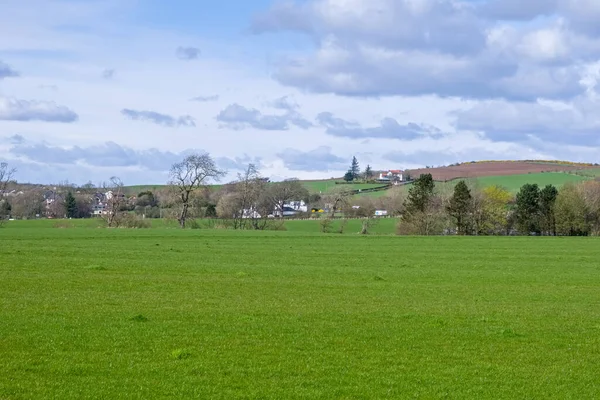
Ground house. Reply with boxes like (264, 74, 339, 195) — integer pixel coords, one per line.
(273, 200, 308, 217)
(377, 170, 404, 184)
(92, 192, 108, 216)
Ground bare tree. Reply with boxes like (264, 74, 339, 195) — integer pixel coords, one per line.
(169, 153, 225, 228)
(265, 179, 309, 218)
(0, 163, 16, 226)
(323, 186, 354, 218)
(216, 164, 270, 229)
(0, 162, 15, 193)
(102, 176, 126, 227)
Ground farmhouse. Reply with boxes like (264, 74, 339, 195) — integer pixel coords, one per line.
(377, 170, 404, 184)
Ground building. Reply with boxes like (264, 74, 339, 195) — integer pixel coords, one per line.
(378, 170, 404, 184)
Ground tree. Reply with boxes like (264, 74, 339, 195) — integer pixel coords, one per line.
(265, 179, 309, 218)
(324, 186, 355, 218)
(515, 183, 541, 235)
(350, 156, 360, 180)
(343, 170, 354, 182)
(539, 184, 558, 236)
(0, 162, 15, 226)
(399, 174, 445, 235)
(579, 181, 600, 236)
(103, 177, 126, 227)
(169, 153, 226, 228)
(364, 165, 373, 181)
(472, 185, 512, 235)
(555, 183, 589, 236)
(404, 173, 435, 213)
(224, 164, 269, 229)
(64, 192, 78, 218)
(446, 180, 473, 235)
(0, 198, 11, 219)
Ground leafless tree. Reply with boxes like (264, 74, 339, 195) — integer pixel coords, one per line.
(0, 163, 16, 226)
(265, 179, 309, 218)
(169, 153, 225, 228)
(11, 189, 44, 220)
(216, 164, 271, 229)
(0, 162, 15, 194)
(102, 176, 126, 227)
(323, 186, 354, 218)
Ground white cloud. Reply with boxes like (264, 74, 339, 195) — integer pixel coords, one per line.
(0, 97, 78, 122)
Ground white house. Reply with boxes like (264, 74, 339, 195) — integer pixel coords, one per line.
(378, 170, 404, 184)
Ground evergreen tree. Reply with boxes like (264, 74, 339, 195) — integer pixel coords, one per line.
(350, 156, 360, 180)
(343, 170, 354, 182)
(64, 191, 78, 218)
(404, 173, 435, 213)
(515, 183, 541, 235)
(446, 180, 473, 235)
(364, 165, 373, 181)
(539, 184, 558, 236)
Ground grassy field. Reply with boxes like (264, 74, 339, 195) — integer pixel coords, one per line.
(365, 171, 595, 198)
(1, 217, 399, 235)
(476, 172, 591, 193)
(2, 227, 600, 399)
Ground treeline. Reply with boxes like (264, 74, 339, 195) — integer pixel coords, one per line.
(398, 174, 600, 236)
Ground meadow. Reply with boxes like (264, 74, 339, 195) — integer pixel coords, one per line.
(2, 226, 600, 399)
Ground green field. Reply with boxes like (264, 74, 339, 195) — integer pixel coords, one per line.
(1, 218, 399, 235)
(476, 172, 591, 193)
(2, 226, 600, 399)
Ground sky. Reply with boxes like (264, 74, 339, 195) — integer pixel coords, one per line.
(1, 0, 600, 185)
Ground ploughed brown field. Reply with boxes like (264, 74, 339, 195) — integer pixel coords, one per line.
(407, 161, 594, 181)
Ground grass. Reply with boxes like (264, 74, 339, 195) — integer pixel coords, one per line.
(476, 172, 591, 193)
(3, 217, 400, 235)
(1, 227, 600, 398)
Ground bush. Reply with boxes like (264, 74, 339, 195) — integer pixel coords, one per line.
(320, 218, 333, 233)
(121, 214, 152, 229)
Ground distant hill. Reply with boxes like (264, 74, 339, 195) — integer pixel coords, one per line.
(405, 160, 598, 182)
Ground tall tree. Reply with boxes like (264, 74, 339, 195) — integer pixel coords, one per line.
(515, 183, 541, 235)
(364, 165, 373, 181)
(169, 153, 225, 228)
(350, 156, 360, 180)
(102, 177, 126, 227)
(0, 162, 15, 227)
(472, 185, 512, 235)
(539, 184, 558, 236)
(446, 180, 472, 235)
(0, 162, 15, 194)
(555, 183, 589, 236)
(404, 173, 435, 213)
(223, 164, 268, 229)
(64, 192, 78, 218)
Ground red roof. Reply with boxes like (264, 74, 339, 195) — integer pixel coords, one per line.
(389, 170, 403, 174)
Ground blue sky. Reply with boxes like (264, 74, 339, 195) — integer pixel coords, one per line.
(1, 0, 600, 185)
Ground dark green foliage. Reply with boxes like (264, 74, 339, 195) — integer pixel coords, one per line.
(343, 170, 354, 182)
(364, 165, 373, 180)
(64, 192, 78, 218)
(539, 184, 558, 236)
(0, 200, 11, 218)
(350, 156, 360, 180)
(515, 183, 541, 235)
(405, 173, 435, 213)
(446, 180, 473, 235)
(205, 204, 217, 218)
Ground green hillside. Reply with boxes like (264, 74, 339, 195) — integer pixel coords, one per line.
(476, 172, 591, 193)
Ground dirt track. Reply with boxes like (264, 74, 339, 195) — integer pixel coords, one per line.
(406, 162, 595, 181)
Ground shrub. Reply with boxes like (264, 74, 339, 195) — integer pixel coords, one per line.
(121, 214, 152, 229)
